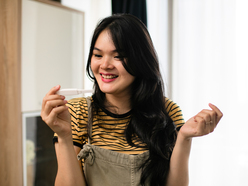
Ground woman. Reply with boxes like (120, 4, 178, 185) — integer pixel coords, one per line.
(41, 14, 223, 186)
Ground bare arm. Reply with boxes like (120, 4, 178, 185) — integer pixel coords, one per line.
(166, 133, 192, 186)
(41, 85, 86, 186)
(54, 138, 86, 186)
(166, 103, 223, 186)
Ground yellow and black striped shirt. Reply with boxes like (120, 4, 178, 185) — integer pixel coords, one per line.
(54, 97, 184, 155)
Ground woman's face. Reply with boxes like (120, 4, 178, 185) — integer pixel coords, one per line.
(91, 29, 135, 98)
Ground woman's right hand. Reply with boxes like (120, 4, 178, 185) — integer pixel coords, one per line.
(41, 85, 72, 140)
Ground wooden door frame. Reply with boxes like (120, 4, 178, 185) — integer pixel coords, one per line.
(0, 0, 23, 185)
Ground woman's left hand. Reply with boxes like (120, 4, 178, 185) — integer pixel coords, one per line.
(179, 103, 223, 140)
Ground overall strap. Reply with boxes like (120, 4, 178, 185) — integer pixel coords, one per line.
(86, 96, 92, 144)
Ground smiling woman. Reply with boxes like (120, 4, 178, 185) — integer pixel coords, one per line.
(41, 14, 222, 186)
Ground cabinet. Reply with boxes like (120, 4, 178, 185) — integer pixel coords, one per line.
(22, 0, 84, 185)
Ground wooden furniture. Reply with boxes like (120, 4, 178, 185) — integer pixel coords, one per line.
(0, 0, 23, 185)
(0, 0, 84, 185)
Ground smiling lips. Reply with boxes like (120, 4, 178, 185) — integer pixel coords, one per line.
(100, 73, 118, 82)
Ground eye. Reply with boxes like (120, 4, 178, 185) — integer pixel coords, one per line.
(93, 54, 102, 58)
(114, 55, 125, 60)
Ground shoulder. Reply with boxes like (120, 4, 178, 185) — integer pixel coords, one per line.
(164, 97, 180, 112)
(164, 97, 185, 130)
(67, 97, 88, 105)
(67, 97, 92, 109)
(67, 97, 92, 119)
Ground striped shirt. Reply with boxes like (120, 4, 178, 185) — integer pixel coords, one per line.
(54, 97, 184, 155)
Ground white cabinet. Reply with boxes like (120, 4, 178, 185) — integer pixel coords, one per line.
(21, 1, 85, 185)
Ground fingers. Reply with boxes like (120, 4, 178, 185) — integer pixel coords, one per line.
(194, 104, 223, 135)
(194, 115, 214, 135)
(208, 103, 223, 123)
(43, 99, 67, 117)
(196, 110, 215, 130)
(41, 85, 61, 110)
(47, 85, 61, 96)
(193, 116, 207, 135)
(45, 105, 68, 125)
(41, 85, 67, 123)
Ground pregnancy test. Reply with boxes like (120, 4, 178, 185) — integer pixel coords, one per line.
(57, 89, 93, 96)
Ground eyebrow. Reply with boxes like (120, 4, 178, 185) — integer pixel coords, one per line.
(93, 47, 118, 53)
(93, 47, 101, 51)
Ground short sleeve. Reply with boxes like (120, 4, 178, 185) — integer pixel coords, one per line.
(165, 98, 185, 131)
(53, 97, 89, 148)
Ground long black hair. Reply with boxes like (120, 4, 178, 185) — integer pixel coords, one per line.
(86, 14, 177, 186)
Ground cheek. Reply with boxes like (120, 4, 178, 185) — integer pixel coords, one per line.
(121, 68, 135, 83)
(118, 64, 132, 77)
(90, 60, 98, 74)
(128, 76, 135, 85)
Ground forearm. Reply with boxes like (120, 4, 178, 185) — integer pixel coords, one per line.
(166, 133, 192, 186)
(55, 136, 86, 186)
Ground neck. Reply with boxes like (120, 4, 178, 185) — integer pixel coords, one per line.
(104, 94, 132, 115)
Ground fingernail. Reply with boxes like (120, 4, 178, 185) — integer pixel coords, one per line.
(209, 103, 214, 107)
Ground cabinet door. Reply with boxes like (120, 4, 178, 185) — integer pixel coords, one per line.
(22, 0, 84, 112)
(22, 1, 84, 185)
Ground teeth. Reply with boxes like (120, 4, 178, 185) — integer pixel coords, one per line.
(101, 74, 118, 79)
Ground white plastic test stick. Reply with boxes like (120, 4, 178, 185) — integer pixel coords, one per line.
(57, 89, 93, 96)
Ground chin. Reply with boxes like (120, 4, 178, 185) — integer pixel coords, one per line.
(98, 88, 113, 94)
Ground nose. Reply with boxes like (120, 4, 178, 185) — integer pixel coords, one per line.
(100, 56, 114, 69)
